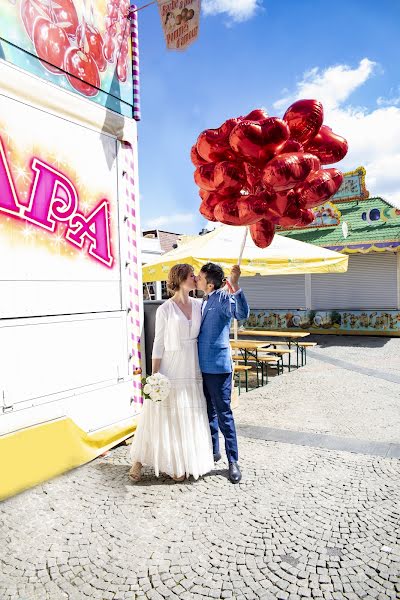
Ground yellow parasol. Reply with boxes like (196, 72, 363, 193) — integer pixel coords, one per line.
(142, 225, 348, 282)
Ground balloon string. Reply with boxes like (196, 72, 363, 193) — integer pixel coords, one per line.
(238, 227, 248, 266)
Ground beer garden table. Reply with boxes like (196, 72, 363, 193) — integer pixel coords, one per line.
(237, 329, 310, 370)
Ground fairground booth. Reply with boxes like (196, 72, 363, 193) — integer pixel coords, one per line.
(241, 168, 400, 336)
(0, 0, 143, 499)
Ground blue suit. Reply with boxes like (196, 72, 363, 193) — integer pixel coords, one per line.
(198, 289, 249, 463)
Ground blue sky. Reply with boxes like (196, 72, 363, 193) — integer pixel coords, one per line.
(137, 0, 400, 233)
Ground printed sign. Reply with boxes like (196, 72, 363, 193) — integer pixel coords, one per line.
(308, 202, 341, 228)
(0, 91, 122, 318)
(331, 166, 369, 203)
(158, 0, 200, 50)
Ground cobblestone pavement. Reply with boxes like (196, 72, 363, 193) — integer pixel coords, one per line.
(1, 336, 400, 600)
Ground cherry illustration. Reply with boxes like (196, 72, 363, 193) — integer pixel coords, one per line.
(20, 0, 49, 40)
(76, 21, 107, 71)
(64, 46, 100, 96)
(103, 36, 115, 62)
(52, 0, 79, 37)
(32, 16, 70, 73)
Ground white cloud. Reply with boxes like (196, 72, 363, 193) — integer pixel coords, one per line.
(146, 213, 195, 228)
(273, 58, 376, 112)
(377, 90, 400, 107)
(202, 0, 260, 22)
(273, 58, 400, 208)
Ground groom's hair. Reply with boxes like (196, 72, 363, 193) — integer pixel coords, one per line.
(200, 262, 224, 290)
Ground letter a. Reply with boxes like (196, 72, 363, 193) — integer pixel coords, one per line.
(0, 136, 21, 216)
(66, 200, 114, 268)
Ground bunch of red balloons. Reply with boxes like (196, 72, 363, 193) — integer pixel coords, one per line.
(191, 99, 348, 248)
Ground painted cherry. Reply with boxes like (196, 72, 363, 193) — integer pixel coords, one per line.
(32, 17, 70, 73)
(103, 36, 115, 62)
(64, 47, 100, 96)
(76, 22, 107, 71)
(20, 0, 49, 40)
(52, 0, 79, 37)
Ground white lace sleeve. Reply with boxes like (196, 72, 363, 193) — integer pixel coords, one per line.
(152, 305, 167, 359)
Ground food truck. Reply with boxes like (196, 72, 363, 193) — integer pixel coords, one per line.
(0, 0, 143, 499)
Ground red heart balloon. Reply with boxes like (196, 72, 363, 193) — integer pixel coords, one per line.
(283, 99, 324, 144)
(298, 208, 315, 226)
(265, 190, 291, 218)
(262, 152, 320, 192)
(278, 139, 303, 154)
(213, 161, 246, 196)
(191, 144, 209, 167)
(249, 219, 275, 248)
(194, 163, 216, 191)
(243, 108, 269, 122)
(229, 117, 290, 164)
(294, 168, 343, 208)
(196, 118, 239, 162)
(243, 162, 264, 193)
(304, 125, 348, 164)
(237, 191, 274, 225)
(199, 191, 222, 221)
(213, 197, 243, 226)
(278, 214, 301, 227)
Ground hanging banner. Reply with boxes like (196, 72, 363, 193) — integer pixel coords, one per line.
(157, 0, 200, 50)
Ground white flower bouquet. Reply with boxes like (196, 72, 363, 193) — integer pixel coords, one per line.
(141, 372, 171, 402)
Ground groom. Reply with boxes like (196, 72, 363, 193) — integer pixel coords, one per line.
(197, 263, 250, 484)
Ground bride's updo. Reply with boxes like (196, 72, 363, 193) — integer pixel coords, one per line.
(167, 263, 194, 295)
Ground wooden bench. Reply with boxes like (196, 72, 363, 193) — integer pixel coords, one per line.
(233, 364, 252, 393)
(232, 352, 282, 384)
(297, 342, 317, 365)
(257, 355, 282, 382)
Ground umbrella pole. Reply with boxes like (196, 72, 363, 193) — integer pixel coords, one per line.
(233, 227, 248, 341)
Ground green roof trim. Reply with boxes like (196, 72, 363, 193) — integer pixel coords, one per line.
(279, 197, 400, 251)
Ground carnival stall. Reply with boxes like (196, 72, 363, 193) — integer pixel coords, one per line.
(0, 0, 142, 499)
(241, 168, 400, 336)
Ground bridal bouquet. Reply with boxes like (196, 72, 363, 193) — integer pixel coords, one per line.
(141, 372, 171, 402)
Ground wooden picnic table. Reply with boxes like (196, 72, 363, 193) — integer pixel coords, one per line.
(230, 340, 275, 387)
(236, 329, 310, 369)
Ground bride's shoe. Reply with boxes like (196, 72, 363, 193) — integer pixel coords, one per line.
(128, 462, 142, 482)
(172, 474, 185, 482)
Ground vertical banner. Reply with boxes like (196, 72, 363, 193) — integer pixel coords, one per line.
(157, 0, 200, 50)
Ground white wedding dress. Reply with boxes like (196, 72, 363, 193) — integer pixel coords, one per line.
(130, 298, 214, 480)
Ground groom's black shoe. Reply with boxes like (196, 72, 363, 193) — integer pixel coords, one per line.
(213, 452, 222, 462)
(228, 462, 242, 484)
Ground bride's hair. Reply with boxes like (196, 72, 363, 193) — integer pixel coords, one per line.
(167, 264, 194, 295)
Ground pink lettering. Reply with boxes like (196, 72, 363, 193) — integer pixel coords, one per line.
(0, 137, 21, 216)
(66, 200, 114, 268)
(23, 159, 78, 231)
(0, 137, 115, 269)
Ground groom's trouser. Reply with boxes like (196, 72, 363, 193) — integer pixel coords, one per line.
(202, 372, 238, 463)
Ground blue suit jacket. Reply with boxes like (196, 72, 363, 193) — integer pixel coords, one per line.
(198, 289, 250, 374)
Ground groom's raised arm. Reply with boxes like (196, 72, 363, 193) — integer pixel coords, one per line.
(220, 265, 250, 321)
(231, 289, 250, 321)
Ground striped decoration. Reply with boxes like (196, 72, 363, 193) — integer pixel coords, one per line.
(122, 141, 142, 405)
(129, 3, 141, 121)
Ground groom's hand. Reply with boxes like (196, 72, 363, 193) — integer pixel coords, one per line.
(230, 265, 241, 292)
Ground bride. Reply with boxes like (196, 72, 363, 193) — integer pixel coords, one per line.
(129, 264, 214, 482)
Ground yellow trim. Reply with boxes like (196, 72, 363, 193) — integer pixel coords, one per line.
(143, 255, 348, 282)
(0, 416, 137, 500)
(341, 245, 399, 254)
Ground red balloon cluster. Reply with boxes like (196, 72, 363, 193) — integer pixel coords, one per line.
(192, 100, 348, 248)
